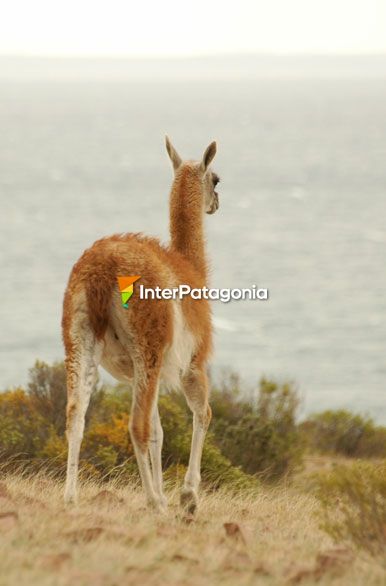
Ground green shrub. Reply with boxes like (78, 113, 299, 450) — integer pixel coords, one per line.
(159, 392, 256, 489)
(0, 362, 309, 486)
(27, 360, 105, 435)
(0, 388, 51, 458)
(315, 462, 386, 556)
(301, 410, 386, 458)
(210, 375, 304, 480)
(0, 362, 257, 489)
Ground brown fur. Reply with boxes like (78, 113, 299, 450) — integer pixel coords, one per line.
(170, 164, 208, 278)
(62, 229, 213, 366)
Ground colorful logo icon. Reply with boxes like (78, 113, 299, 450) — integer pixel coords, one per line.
(117, 276, 141, 308)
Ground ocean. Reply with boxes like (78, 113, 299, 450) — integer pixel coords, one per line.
(1, 76, 385, 420)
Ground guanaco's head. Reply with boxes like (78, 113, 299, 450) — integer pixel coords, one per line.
(165, 136, 220, 215)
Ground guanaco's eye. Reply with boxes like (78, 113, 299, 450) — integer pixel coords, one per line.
(212, 173, 220, 187)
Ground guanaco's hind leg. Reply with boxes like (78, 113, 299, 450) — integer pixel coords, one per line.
(64, 327, 102, 505)
(181, 365, 212, 515)
(149, 401, 167, 508)
(129, 360, 166, 513)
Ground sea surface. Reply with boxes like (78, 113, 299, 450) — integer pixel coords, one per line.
(0, 78, 385, 420)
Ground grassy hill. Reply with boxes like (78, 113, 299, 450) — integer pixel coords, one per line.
(1, 473, 385, 586)
(1, 361, 385, 584)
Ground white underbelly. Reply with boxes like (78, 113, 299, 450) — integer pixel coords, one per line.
(161, 301, 196, 390)
(99, 301, 195, 388)
(100, 326, 134, 382)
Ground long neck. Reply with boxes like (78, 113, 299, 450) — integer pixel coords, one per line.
(169, 166, 207, 280)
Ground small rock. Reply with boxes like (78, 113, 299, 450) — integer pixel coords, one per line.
(171, 553, 199, 565)
(254, 562, 271, 576)
(286, 547, 354, 583)
(0, 482, 11, 499)
(64, 527, 105, 543)
(287, 565, 315, 584)
(315, 547, 353, 577)
(223, 522, 246, 544)
(88, 490, 124, 506)
(64, 526, 127, 543)
(0, 511, 19, 532)
(39, 553, 71, 570)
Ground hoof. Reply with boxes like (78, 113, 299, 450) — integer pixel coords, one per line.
(159, 494, 168, 510)
(180, 488, 198, 515)
(64, 491, 77, 506)
(147, 495, 167, 515)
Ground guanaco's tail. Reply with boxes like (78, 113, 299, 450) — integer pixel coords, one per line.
(85, 255, 118, 340)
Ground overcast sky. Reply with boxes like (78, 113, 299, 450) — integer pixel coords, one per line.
(1, 0, 385, 57)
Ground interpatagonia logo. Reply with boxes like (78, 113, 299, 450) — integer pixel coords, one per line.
(117, 276, 268, 306)
(117, 276, 141, 308)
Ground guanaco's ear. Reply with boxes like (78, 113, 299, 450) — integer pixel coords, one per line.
(165, 135, 182, 172)
(201, 141, 217, 173)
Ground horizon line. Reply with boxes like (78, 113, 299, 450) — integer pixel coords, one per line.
(1, 51, 386, 61)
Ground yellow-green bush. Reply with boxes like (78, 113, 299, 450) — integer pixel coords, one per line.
(301, 410, 386, 458)
(0, 388, 52, 458)
(210, 375, 304, 480)
(315, 462, 386, 556)
(8, 361, 386, 490)
(0, 361, 257, 488)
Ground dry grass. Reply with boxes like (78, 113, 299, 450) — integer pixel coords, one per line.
(0, 474, 385, 586)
